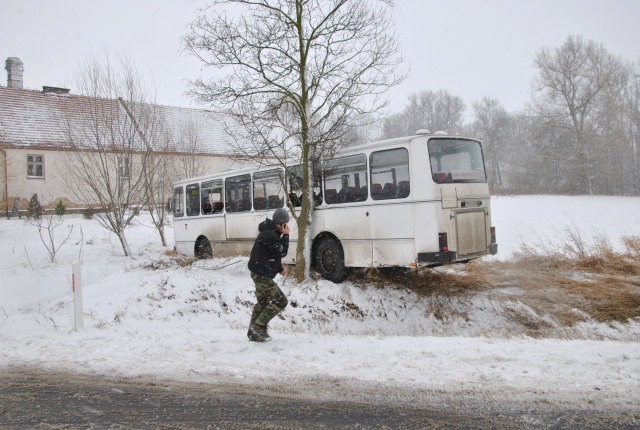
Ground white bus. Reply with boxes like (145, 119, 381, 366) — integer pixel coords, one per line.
(172, 130, 498, 282)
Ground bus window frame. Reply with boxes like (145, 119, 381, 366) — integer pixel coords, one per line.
(428, 138, 487, 184)
(225, 174, 253, 213)
(323, 154, 368, 205)
(185, 183, 200, 217)
(201, 178, 224, 215)
(287, 164, 323, 207)
(173, 186, 184, 218)
(253, 169, 285, 211)
(369, 147, 411, 201)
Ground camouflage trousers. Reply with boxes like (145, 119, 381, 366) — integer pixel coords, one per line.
(249, 272, 288, 328)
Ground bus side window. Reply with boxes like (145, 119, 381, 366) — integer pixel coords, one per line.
(186, 183, 200, 216)
(286, 164, 322, 207)
(253, 169, 285, 211)
(201, 179, 224, 215)
(173, 187, 184, 217)
(225, 174, 252, 213)
(370, 148, 410, 200)
(323, 154, 367, 205)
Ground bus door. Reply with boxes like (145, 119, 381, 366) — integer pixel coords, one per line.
(323, 155, 372, 267)
(184, 183, 203, 248)
(172, 186, 188, 254)
(200, 179, 226, 243)
(368, 148, 415, 266)
(224, 174, 255, 240)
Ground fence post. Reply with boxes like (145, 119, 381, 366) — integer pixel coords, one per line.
(72, 261, 84, 331)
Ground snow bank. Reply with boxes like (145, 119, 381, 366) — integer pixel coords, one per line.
(1, 195, 639, 405)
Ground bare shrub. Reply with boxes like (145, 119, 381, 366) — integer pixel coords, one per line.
(25, 196, 74, 263)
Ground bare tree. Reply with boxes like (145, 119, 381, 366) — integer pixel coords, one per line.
(174, 117, 208, 179)
(531, 35, 627, 194)
(141, 128, 175, 247)
(25, 194, 74, 263)
(472, 97, 511, 188)
(183, 0, 405, 281)
(59, 53, 152, 256)
(382, 89, 466, 138)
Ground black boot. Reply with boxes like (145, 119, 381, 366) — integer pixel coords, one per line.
(249, 323, 271, 342)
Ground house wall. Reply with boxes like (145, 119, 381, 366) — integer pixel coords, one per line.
(1, 146, 239, 212)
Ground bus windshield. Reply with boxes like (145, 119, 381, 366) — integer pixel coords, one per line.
(428, 138, 487, 184)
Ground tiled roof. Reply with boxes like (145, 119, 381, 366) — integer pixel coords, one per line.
(0, 86, 237, 155)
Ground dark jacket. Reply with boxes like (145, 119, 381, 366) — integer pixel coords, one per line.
(248, 218, 289, 278)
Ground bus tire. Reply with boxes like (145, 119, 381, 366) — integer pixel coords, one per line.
(195, 237, 213, 259)
(314, 237, 349, 283)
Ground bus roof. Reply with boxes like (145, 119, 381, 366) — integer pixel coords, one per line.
(338, 133, 480, 154)
(172, 133, 481, 187)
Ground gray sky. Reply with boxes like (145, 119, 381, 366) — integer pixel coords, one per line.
(1, 0, 639, 121)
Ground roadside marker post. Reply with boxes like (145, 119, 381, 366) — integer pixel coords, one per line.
(72, 261, 84, 331)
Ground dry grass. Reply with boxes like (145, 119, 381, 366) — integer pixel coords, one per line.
(348, 265, 489, 326)
(349, 265, 488, 297)
(354, 230, 640, 334)
(500, 227, 640, 324)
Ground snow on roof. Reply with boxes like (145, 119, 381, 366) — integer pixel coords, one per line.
(0, 86, 237, 155)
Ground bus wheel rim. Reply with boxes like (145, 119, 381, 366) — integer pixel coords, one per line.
(321, 248, 337, 272)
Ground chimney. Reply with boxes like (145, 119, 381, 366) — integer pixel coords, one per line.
(6, 57, 24, 89)
(43, 86, 70, 95)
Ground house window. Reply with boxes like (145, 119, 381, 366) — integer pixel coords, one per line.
(27, 155, 44, 178)
(118, 157, 130, 178)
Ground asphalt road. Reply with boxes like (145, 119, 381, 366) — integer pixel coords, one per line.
(0, 366, 637, 429)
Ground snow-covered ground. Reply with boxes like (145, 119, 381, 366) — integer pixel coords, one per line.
(1, 195, 639, 408)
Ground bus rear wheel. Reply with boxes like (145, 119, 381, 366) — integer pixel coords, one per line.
(314, 238, 349, 283)
(195, 238, 213, 259)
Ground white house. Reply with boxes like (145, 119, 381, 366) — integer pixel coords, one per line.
(0, 57, 241, 215)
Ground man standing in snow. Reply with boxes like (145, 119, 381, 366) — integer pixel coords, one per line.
(247, 208, 291, 342)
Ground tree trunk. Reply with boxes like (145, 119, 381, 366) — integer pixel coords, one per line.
(158, 224, 167, 247)
(118, 230, 132, 257)
(294, 145, 313, 282)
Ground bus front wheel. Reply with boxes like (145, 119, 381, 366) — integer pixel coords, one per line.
(314, 238, 349, 283)
(195, 238, 213, 259)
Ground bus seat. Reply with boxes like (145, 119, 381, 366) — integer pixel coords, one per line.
(289, 193, 301, 207)
(396, 181, 410, 198)
(360, 185, 368, 200)
(314, 191, 323, 206)
(371, 183, 382, 197)
(253, 197, 267, 210)
(238, 199, 252, 211)
(267, 195, 281, 208)
(337, 187, 346, 202)
(202, 202, 212, 214)
(433, 172, 447, 183)
(325, 189, 337, 204)
(213, 201, 224, 213)
(381, 183, 397, 199)
(225, 200, 236, 212)
(346, 186, 361, 202)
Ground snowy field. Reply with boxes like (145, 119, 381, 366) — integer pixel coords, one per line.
(1, 195, 640, 409)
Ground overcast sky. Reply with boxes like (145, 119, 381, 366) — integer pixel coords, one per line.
(1, 0, 639, 122)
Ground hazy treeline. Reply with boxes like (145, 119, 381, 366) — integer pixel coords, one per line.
(380, 36, 640, 196)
